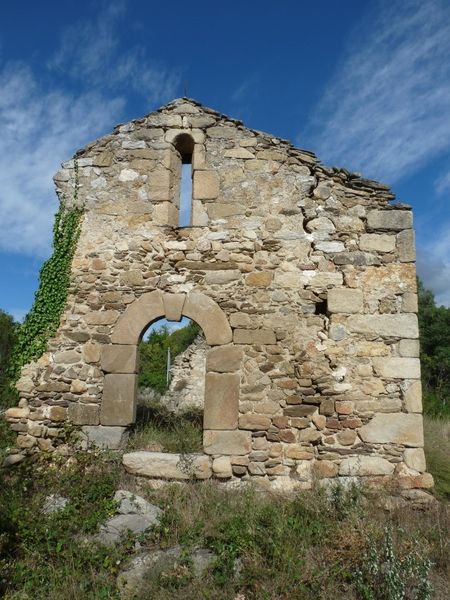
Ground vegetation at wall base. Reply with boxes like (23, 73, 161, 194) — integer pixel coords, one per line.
(0, 455, 448, 599)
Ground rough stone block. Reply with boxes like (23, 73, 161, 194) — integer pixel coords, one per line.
(206, 345, 243, 373)
(163, 293, 185, 321)
(212, 456, 232, 478)
(347, 314, 419, 338)
(207, 204, 244, 220)
(68, 403, 100, 425)
(101, 345, 138, 373)
(398, 339, 420, 358)
(83, 342, 101, 364)
(339, 456, 395, 476)
(367, 210, 412, 231)
(327, 288, 363, 314)
(245, 272, 273, 287)
(193, 171, 219, 199)
(204, 270, 241, 284)
(233, 329, 276, 345)
(101, 374, 137, 426)
(238, 414, 271, 431)
(397, 229, 416, 262)
(203, 430, 252, 455)
(85, 310, 119, 326)
(204, 373, 239, 430)
(123, 451, 212, 480)
(359, 234, 396, 253)
(373, 357, 421, 379)
(359, 413, 424, 446)
(403, 380, 423, 413)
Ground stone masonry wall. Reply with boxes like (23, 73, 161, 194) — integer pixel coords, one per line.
(5, 98, 432, 494)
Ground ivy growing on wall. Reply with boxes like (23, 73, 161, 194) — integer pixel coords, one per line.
(10, 162, 84, 380)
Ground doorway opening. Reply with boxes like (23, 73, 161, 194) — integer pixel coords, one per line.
(128, 317, 209, 453)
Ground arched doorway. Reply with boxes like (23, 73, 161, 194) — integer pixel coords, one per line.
(99, 291, 241, 452)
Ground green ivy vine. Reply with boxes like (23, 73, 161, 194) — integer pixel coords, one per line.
(10, 162, 84, 380)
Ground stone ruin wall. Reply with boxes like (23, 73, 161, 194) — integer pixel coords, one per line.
(138, 334, 207, 413)
(5, 98, 432, 493)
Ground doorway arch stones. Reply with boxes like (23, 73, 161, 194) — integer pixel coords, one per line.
(99, 290, 241, 445)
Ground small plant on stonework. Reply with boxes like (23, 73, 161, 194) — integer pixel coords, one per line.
(355, 525, 433, 600)
(329, 480, 362, 520)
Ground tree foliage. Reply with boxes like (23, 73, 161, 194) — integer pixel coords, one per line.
(139, 320, 201, 393)
(0, 309, 16, 407)
(418, 280, 450, 417)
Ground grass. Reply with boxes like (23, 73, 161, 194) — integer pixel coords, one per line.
(424, 415, 450, 500)
(0, 402, 449, 598)
(127, 400, 203, 454)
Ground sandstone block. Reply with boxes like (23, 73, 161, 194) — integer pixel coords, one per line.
(183, 292, 232, 345)
(207, 204, 244, 220)
(339, 456, 395, 476)
(101, 374, 137, 426)
(5, 407, 29, 419)
(245, 272, 273, 287)
(112, 290, 165, 345)
(359, 413, 424, 446)
(367, 210, 412, 231)
(233, 329, 276, 345)
(204, 373, 239, 430)
(298, 428, 322, 443)
(83, 342, 101, 364)
(224, 147, 254, 159)
(163, 293, 185, 321)
(327, 288, 363, 314)
(359, 234, 396, 253)
(373, 357, 420, 379)
(347, 314, 419, 338)
(313, 460, 339, 478)
(284, 405, 317, 417)
(49, 406, 68, 422)
(152, 202, 178, 226)
(101, 345, 138, 374)
(397, 230, 416, 262)
(402, 292, 418, 313)
(398, 339, 420, 358)
(68, 403, 100, 425)
(203, 430, 252, 455)
(123, 451, 212, 480)
(403, 380, 423, 413)
(212, 456, 232, 478)
(206, 345, 243, 372)
(193, 171, 219, 199)
(85, 310, 119, 326)
(70, 379, 88, 394)
(53, 350, 81, 364)
(238, 414, 271, 430)
(404, 448, 426, 472)
(204, 270, 241, 284)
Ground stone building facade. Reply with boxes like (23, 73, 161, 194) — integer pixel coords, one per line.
(6, 98, 432, 493)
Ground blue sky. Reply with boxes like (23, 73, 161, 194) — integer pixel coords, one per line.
(1, 0, 449, 322)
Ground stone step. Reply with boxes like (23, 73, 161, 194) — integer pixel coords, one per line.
(122, 451, 212, 480)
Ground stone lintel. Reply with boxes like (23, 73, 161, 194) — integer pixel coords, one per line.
(163, 293, 185, 321)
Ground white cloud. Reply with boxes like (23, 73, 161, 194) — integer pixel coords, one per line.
(49, 1, 181, 105)
(307, 0, 450, 184)
(0, 1, 181, 257)
(434, 168, 450, 195)
(0, 61, 124, 256)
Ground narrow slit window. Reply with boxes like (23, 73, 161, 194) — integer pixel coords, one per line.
(174, 134, 194, 227)
(179, 163, 192, 226)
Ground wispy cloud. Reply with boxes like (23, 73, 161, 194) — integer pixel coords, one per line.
(49, 1, 181, 105)
(417, 225, 450, 307)
(307, 0, 450, 184)
(0, 1, 181, 257)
